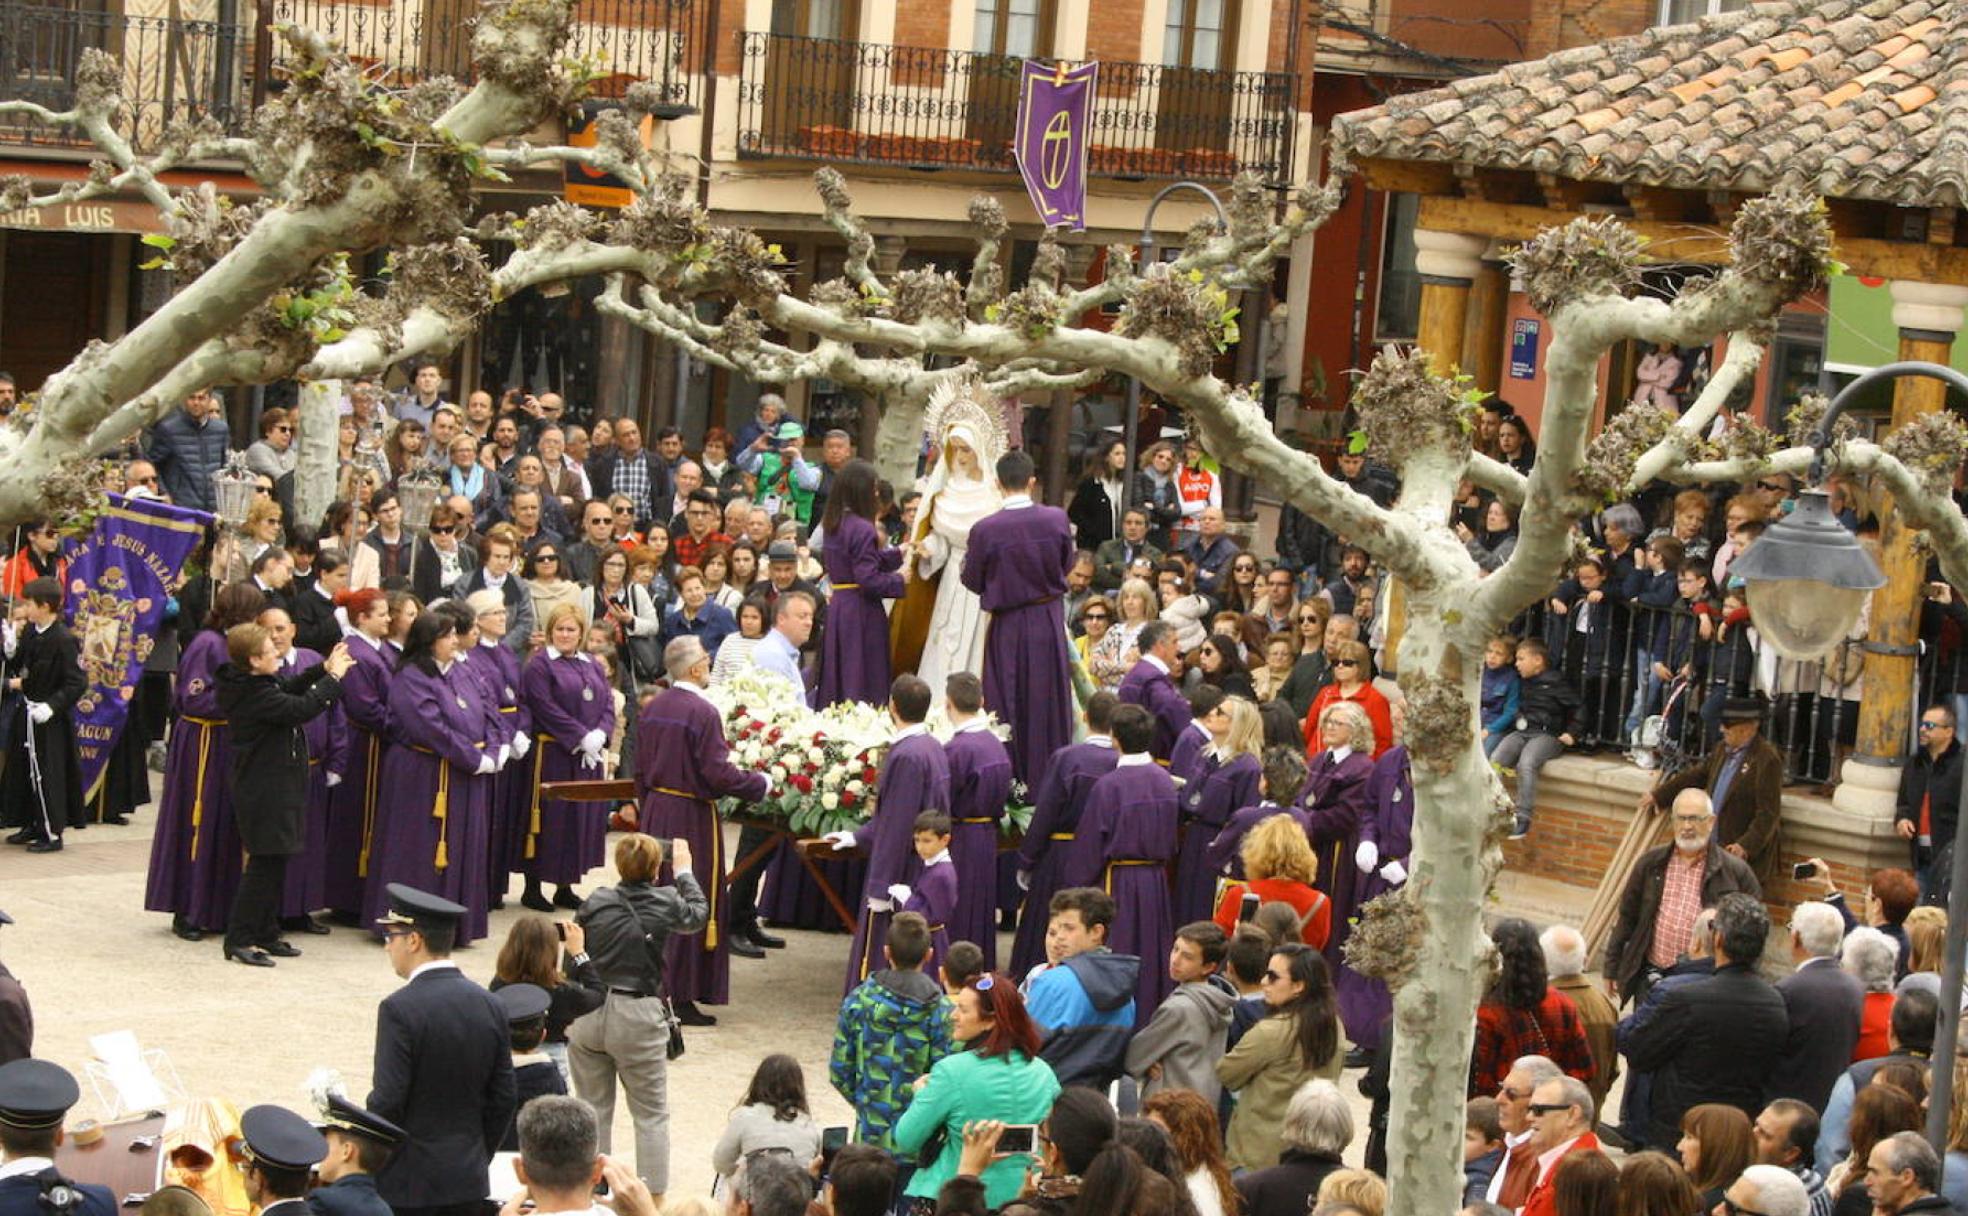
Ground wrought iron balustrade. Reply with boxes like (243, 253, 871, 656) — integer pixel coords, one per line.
(736, 31, 1295, 184)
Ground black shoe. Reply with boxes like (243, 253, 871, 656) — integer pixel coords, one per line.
(552, 887, 583, 910)
(262, 940, 302, 958)
(172, 917, 205, 943)
(324, 909, 363, 927)
(729, 935, 766, 959)
(224, 944, 275, 968)
(283, 916, 331, 936)
(25, 838, 61, 853)
(520, 890, 554, 913)
(674, 1001, 718, 1026)
(489, 895, 507, 911)
(100, 814, 129, 826)
(1343, 1047, 1373, 1069)
(5, 830, 32, 845)
(747, 925, 787, 950)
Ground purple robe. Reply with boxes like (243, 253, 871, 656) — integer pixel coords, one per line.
(518, 650, 616, 886)
(843, 730, 950, 992)
(901, 856, 958, 972)
(1117, 660, 1193, 763)
(363, 661, 496, 943)
(144, 631, 240, 931)
(817, 514, 904, 708)
(1066, 759, 1177, 1023)
(1338, 746, 1412, 1049)
(945, 724, 1013, 970)
(279, 647, 349, 919)
(324, 634, 392, 917)
(1300, 747, 1375, 975)
(1169, 723, 1211, 789)
(1204, 800, 1310, 880)
(637, 683, 770, 1006)
(1010, 737, 1117, 979)
(1174, 750, 1261, 926)
(465, 640, 529, 895)
(960, 502, 1075, 786)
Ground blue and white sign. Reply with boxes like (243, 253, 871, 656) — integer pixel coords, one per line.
(1509, 318, 1541, 380)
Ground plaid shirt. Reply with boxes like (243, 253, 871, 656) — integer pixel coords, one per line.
(611, 450, 655, 522)
(672, 529, 732, 572)
(1471, 987, 1597, 1098)
(1649, 848, 1706, 968)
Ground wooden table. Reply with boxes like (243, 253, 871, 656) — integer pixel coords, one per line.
(57, 1113, 165, 1200)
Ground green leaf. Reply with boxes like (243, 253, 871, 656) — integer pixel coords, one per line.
(139, 233, 176, 250)
(1347, 429, 1369, 455)
(137, 256, 169, 271)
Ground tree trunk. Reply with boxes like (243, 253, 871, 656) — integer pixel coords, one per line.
(872, 384, 928, 489)
(293, 379, 341, 529)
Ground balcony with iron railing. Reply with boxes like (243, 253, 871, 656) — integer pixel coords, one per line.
(735, 31, 1296, 185)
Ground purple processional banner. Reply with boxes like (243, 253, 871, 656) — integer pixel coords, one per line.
(64, 493, 209, 800)
(1014, 59, 1098, 232)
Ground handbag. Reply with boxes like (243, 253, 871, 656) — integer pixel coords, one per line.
(659, 996, 685, 1061)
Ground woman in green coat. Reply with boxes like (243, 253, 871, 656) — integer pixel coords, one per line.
(1217, 942, 1348, 1171)
(892, 973, 1062, 1208)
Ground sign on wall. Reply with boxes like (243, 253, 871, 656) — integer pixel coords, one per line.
(1510, 317, 1541, 380)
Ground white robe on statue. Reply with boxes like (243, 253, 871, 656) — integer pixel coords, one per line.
(912, 424, 1002, 692)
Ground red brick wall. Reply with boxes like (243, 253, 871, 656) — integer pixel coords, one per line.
(894, 0, 951, 49)
(1526, 0, 1654, 60)
(1387, 0, 1534, 64)
(716, 0, 747, 75)
(1087, 0, 1145, 64)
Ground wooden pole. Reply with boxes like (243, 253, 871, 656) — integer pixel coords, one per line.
(1464, 259, 1508, 396)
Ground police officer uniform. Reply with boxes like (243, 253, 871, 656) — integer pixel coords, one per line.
(238, 1104, 326, 1216)
(0, 1060, 115, 1216)
(307, 1096, 402, 1216)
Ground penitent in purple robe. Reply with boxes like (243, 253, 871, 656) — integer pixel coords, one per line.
(638, 681, 770, 1007)
(144, 630, 240, 931)
(1174, 749, 1261, 927)
(901, 855, 958, 973)
(843, 729, 950, 993)
(1117, 659, 1193, 764)
(1169, 723, 1210, 789)
(279, 647, 349, 920)
(1010, 736, 1117, 979)
(324, 633, 392, 918)
(1066, 757, 1178, 1023)
(465, 639, 528, 898)
(945, 723, 1013, 970)
(1204, 800, 1311, 880)
(518, 650, 616, 887)
(960, 500, 1076, 786)
(1300, 747, 1375, 976)
(1338, 746, 1413, 1050)
(363, 661, 496, 943)
(817, 514, 905, 708)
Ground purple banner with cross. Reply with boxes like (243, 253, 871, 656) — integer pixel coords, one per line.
(1014, 59, 1098, 232)
(64, 493, 209, 801)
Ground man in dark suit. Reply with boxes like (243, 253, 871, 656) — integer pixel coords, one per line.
(1117, 621, 1192, 764)
(1770, 898, 1863, 1114)
(1091, 509, 1162, 592)
(308, 1095, 404, 1216)
(0, 912, 27, 1065)
(369, 885, 516, 1216)
(0, 1059, 116, 1216)
(1642, 694, 1786, 887)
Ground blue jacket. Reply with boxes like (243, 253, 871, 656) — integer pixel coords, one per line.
(659, 601, 737, 658)
(146, 407, 231, 512)
(1481, 666, 1521, 739)
(1028, 949, 1138, 1088)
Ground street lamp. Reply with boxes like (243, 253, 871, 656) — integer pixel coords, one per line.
(396, 465, 444, 586)
(1121, 182, 1229, 489)
(210, 453, 257, 583)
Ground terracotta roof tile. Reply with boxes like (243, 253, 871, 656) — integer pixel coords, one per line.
(1330, 0, 1968, 209)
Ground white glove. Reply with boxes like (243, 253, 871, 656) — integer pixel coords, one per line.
(824, 830, 857, 851)
(1016, 870, 1032, 892)
(325, 772, 343, 788)
(1355, 840, 1379, 873)
(475, 754, 497, 775)
(887, 884, 912, 905)
(867, 897, 893, 913)
(579, 748, 601, 771)
(579, 728, 606, 755)
(1, 620, 15, 655)
(25, 701, 50, 725)
(497, 743, 511, 769)
(512, 732, 531, 759)
(1379, 859, 1408, 886)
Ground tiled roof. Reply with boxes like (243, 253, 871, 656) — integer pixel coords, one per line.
(1329, 0, 1968, 209)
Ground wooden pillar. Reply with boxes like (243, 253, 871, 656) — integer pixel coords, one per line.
(1464, 256, 1508, 396)
(1838, 281, 1968, 820)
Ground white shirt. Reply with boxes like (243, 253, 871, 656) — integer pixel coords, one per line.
(751, 629, 803, 686)
(1084, 734, 1114, 748)
(953, 717, 991, 735)
(0, 1158, 54, 1181)
(1002, 494, 1034, 511)
(408, 960, 460, 981)
(1328, 745, 1354, 765)
(674, 679, 714, 706)
(1144, 654, 1171, 675)
(1485, 1129, 1536, 1204)
(1116, 752, 1153, 768)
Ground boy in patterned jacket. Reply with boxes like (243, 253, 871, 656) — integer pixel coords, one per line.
(830, 912, 954, 1150)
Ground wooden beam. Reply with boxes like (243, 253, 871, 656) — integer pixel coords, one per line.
(1930, 207, 1958, 247)
(1357, 156, 1459, 196)
(1622, 184, 1700, 224)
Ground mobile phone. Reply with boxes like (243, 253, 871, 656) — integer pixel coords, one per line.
(592, 1177, 610, 1198)
(996, 1124, 1039, 1156)
(1239, 892, 1261, 923)
(556, 922, 567, 942)
(821, 1125, 849, 1171)
(1793, 861, 1818, 881)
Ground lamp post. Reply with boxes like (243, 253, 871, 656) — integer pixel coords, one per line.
(1727, 360, 1968, 1151)
(1121, 182, 1229, 498)
(396, 466, 444, 587)
(210, 453, 257, 584)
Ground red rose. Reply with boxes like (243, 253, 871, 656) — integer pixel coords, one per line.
(841, 792, 858, 808)
(768, 728, 782, 743)
(862, 767, 878, 783)
(791, 774, 813, 793)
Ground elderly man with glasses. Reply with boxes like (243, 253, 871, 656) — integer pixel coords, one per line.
(1515, 1076, 1601, 1216)
(1896, 703, 1962, 898)
(1604, 789, 1760, 1011)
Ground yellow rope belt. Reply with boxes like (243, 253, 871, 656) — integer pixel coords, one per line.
(650, 786, 719, 950)
(358, 735, 381, 878)
(183, 718, 223, 861)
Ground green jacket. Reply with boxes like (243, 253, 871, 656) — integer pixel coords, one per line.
(830, 969, 952, 1147)
(752, 451, 817, 524)
(891, 1047, 1061, 1206)
(1216, 1010, 1348, 1172)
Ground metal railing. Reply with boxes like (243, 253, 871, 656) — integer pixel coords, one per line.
(0, 3, 248, 151)
(735, 31, 1296, 184)
(258, 0, 709, 111)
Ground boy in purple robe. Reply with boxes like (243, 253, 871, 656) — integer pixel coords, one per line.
(959, 450, 1075, 786)
(1117, 621, 1192, 764)
(1340, 736, 1412, 1050)
(462, 589, 529, 909)
(518, 606, 616, 913)
(941, 673, 1013, 969)
(1205, 747, 1309, 879)
(1168, 688, 1218, 790)
(889, 811, 958, 973)
(827, 675, 950, 993)
(638, 634, 772, 1023)
(1302, 700, 1377, 978)
(817, 460, 905, 708)
(1011, 692, 1119, 979)
(1064, 704, 1178, 1024)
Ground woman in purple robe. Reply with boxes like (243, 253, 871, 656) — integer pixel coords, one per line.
(518, 603, 616, 912)
(1204, 747, 1311, 880)
(1174, 697, 1263, 926)
(1065, 705, 1177, 1023)
(462, 589, 528, 910)
(324, 588, 393, 921)
(145, 582, 265, 939)
(362, 611, 500, 943)
(1301, 700, 1377, 978)
(1338, 737, 1412, 1050)
(272, 611, 349, 931)
(816, 460, 904, 708)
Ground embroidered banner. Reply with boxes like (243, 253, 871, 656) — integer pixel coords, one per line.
(1014, 60, 1098, 232)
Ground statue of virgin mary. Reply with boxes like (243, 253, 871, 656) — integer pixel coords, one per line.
(889, 379, 1006, 688)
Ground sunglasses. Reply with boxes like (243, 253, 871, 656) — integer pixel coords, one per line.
(1083, 614, 1110, 623)
(430, 525, 454, 536)
(536, 554, 560, 563)
(1333, 658, 1360, 668)
(1497, 1086, 1530, 1101)
(130, 475, 157, 485)
(1921, 720, 1950, 731)
(1526, 1103, 1571, 1117)
(1719, 1199, 1770, 1216)
(273, 425, 294, 434)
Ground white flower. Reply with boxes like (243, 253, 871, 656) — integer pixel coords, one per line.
(847, 780, 865, 795)
(807, 746, 825, 764)
(769, 764, 787, 781)
(821, 793, 840, 810)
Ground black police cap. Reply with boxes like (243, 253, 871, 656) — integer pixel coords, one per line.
(239, 1105, 328, 1172)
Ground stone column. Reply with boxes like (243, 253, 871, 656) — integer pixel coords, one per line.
(1836, 280, 1968, 820)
